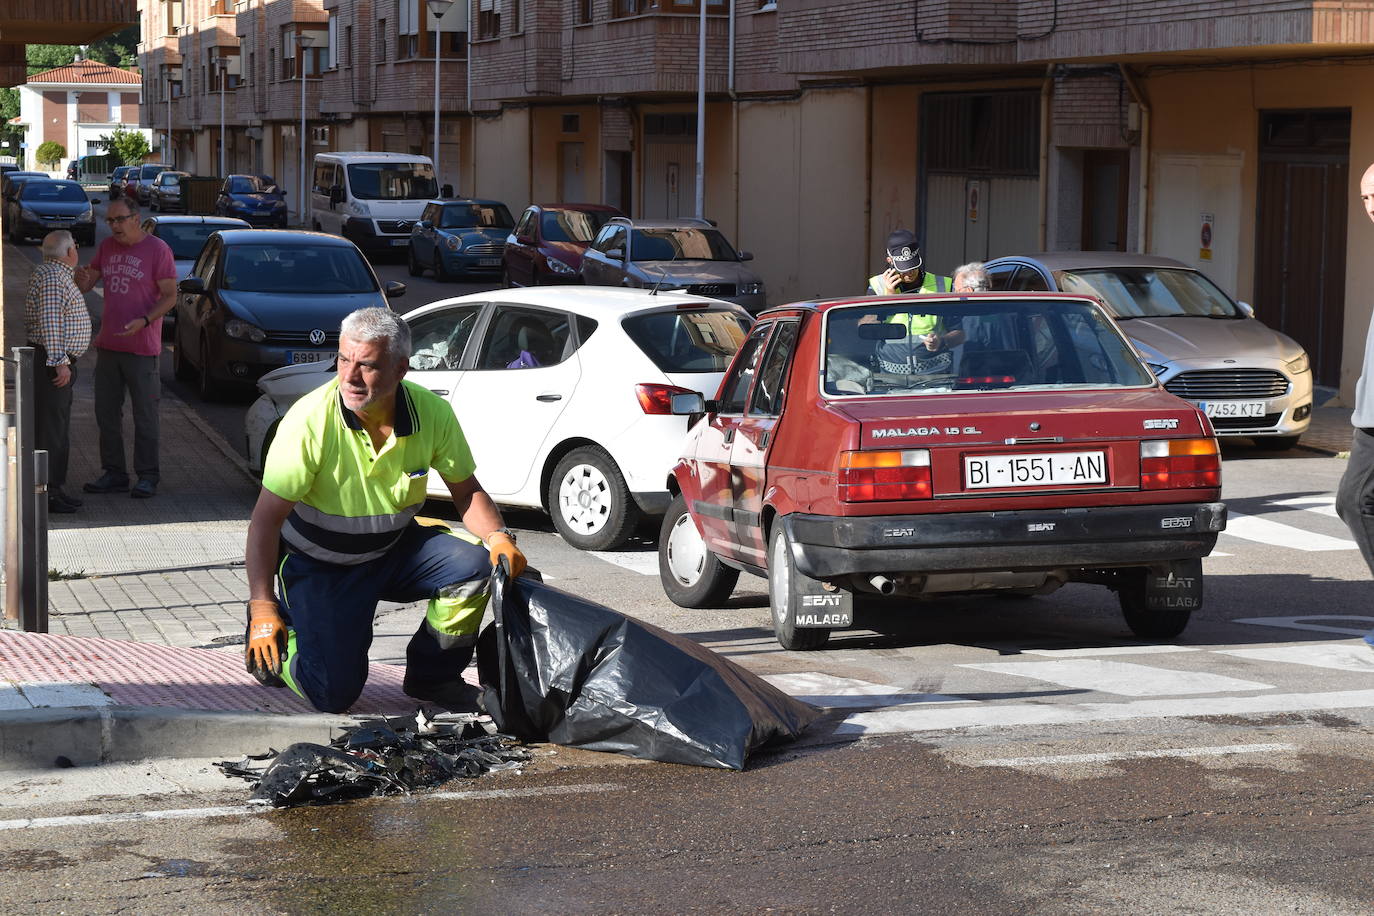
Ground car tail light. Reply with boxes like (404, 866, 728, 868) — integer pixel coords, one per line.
(839, 449, 932, 502)
(636, 383, 696, 415)
(1140, 438, 1220, 489)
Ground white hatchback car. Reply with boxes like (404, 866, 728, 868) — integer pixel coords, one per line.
(244, 287, 751, 550)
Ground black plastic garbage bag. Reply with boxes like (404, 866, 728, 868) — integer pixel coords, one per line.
(476, 566, 821, 770)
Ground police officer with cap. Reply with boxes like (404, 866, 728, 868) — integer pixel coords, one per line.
(867, 229, 951, 295)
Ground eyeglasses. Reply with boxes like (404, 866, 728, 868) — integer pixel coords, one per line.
(105, 213, 134, 225)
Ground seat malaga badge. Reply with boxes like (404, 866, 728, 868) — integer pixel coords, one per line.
(872, 425, 981, 438)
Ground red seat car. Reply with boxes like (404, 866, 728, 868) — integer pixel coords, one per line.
(502, 203, 623, 288)
(658, 292, 1226, 649)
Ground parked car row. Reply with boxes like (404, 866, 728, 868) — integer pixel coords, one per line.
(2, 174, 94, 245)
(109, 166, 289, 225)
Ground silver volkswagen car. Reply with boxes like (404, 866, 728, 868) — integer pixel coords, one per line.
(984, 253, 1312, 449)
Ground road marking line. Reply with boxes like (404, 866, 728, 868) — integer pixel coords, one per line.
(592, 551, 659, 576)
(1218, 644, 1374, 673)
(960, 659, 1273, 697)
(836, 688, 1374, 736)
(1223, 511, 1356, 551)
(0, 782, 624, 832)
(973, 742, 1295, 767)
(1271, 495, 1340, 518)
(1232, 616, 1374, 637)
(763, 672, 972, 708)
(1021, 645, 1200, 658)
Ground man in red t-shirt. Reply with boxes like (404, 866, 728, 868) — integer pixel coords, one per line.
(74, 196, 177, 499)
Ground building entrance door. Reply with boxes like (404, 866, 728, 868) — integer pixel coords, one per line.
(1082, 149, 1129, 251)
(1255, 109, 1350, 388)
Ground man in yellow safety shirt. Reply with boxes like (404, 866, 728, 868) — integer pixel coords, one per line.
(243, 307, 526, 713)
(863, 229, 963, 375)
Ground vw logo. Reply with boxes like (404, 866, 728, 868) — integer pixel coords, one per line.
(309, 329, 326, 346)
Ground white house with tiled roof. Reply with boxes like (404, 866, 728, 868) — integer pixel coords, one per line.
(15, 59, 151, 171)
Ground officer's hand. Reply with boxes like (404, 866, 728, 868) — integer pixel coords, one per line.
(488, 532, 526, 579)
(246, 598, 287, 679)
(881, 268, 903, 293)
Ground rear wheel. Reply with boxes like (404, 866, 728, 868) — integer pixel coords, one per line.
(1118, 560, 1200, 640)
(659, 493, 739, 607)
(768, 525, 830, 650)
(547, 446, 639, 551)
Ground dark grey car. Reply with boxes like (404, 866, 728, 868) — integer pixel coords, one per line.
(579, 217, 767, 314)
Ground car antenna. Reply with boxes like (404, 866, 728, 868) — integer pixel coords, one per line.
(649, 237, 681, 296)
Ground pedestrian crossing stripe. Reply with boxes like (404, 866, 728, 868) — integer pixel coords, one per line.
(1218, 644, 1374, 673)
(959, 659, 1273, 697)
(1270, 495, 1339, 518)
(1222, 510, 1356, 551)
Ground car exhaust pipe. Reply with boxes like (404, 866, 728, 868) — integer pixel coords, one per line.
(868, 574, 896, 595)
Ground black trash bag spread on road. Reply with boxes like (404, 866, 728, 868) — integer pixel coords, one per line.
(475, 566, 821, 770)
(216, 711, 531, 808)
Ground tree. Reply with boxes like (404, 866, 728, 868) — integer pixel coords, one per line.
(35, 141, 66, 168)
(100, 128, 149, 166)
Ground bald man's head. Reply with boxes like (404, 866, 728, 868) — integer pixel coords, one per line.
(1361, 162, 1374, 225)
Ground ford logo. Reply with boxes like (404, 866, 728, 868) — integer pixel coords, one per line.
(309, 329, 326, 345)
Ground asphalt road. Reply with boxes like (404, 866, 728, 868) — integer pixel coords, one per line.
(11, 191, 1374, 913)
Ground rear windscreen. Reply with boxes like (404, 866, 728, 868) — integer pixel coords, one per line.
(622, 310, 750, 373)
(822, 298, 1154, 397)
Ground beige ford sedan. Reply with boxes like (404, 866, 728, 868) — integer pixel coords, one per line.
(985, 253, 1312, 449)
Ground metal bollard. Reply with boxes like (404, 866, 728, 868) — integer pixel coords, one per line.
(10, 348, 34, 628)
(25, 449, 48, 633)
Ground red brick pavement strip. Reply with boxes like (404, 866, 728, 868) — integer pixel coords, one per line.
(0, 630, 436, 716)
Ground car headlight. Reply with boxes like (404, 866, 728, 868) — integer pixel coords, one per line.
(1285, 353, 1310, 375)
(1146, 362, 1169, 377)
(19, 207, 37, 221)
(546, 257, 576, 276)
(740, 282, 764, 295)
(224, 319, 267, 342)
(272, 200, 286, 210)
(445, 235, 461, 251)
(79, 207, 93, 221)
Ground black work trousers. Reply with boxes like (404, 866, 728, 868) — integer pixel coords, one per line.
(30, 344, 76, 491)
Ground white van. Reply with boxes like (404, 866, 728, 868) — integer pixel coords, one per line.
(309, 151, 439, 257)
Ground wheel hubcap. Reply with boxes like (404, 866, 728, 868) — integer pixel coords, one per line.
(770, 533, 791, 625)
(665, 512, 707, 586)
(557, 463, 611, 534)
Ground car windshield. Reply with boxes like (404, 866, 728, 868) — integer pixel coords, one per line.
(159, 173, 183, 186)
(822, 298, 1155, 397)
(228, 175, 278, 194)
(630, 227, 738, 262)
(155, 223, 237, 260)
(345, 162, 437, 201)
(20, 182, 87, 203)
(221, 244, 377, 294)
(541, 209, 615, 243)
(622, 309, 750, 373)
(1054, 267, 1242, 319)
(140, 165, 168, 179)
(439, 203, 513, 229)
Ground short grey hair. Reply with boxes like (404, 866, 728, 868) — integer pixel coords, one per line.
(340, 307, 411, 363)
(41, 230, 76, 259)
(953, 261, 990, 290)
(108, 195, 139, 218)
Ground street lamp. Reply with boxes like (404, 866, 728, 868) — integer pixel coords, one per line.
(695, 0, 705, 220)
(212, 55, 228, 177)
(297, 32, 314, 228)
(164, 66, 174, 170)
(427, 0, 455, 196)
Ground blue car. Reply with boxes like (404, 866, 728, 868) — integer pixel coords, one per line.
(215, 174, 288, 228)
(407, 198, 514, 281)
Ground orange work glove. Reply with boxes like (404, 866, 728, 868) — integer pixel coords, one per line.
(488, 531, 526, 579)
(246, 598, 287, 683)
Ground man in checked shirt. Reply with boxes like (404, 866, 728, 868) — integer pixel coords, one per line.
(25, 230, 92, 514)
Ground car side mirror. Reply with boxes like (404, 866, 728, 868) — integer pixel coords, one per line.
(329, 185, 344, 204)
(738, 250, 754, 261)
(178, 277, 206, 295)
(517, 234, 533, 245)
(417, 219, 432, 230)
(384, 280, 407, 299)
(1236, 300, 1255, 318)
(606, 247, 624, 261)
(669, 392, 705, 415)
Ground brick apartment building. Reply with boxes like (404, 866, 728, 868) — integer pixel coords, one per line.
(142, 0, 1374, 400)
